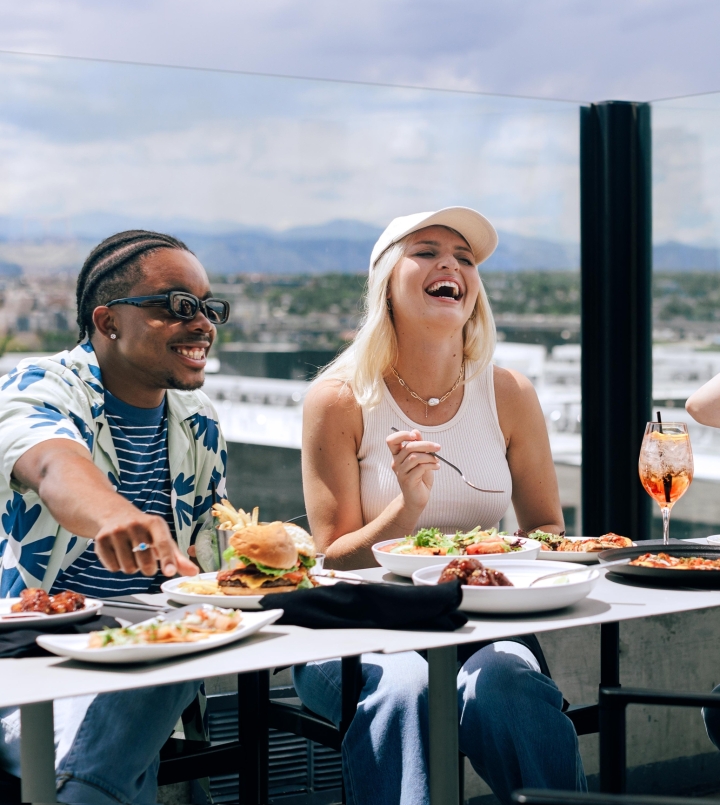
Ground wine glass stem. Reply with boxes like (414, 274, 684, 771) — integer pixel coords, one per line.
(661, 506, 671, 546)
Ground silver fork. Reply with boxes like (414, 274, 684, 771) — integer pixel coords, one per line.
(390, 427, 504, 493)
(528, 557, 631, 586)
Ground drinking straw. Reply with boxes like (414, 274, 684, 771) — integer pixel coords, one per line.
(656, 411, 663, 433)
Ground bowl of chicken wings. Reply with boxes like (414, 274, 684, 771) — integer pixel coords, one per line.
(412, 558, 599, 614)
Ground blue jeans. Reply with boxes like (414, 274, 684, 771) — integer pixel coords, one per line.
(702, 683, 720, 749)
(293, 641, 587, 805)
(0, 682, 200, 804)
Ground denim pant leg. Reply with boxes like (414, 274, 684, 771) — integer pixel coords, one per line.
(702, 683, 720, 749)
(0, 695, 97, 780)
(56, 681, 201, 805)
(293, 651, 430, 805)
(458, 642, 587, 804)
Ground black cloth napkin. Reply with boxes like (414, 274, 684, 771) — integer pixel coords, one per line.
(0, 615, 121, 659)
(260, 580, 467, 631)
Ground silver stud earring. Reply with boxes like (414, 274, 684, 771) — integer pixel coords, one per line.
(110, 334, 117, 340)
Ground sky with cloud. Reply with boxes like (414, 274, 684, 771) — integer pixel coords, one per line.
(0, 1, 719, 245)
(0, 52, 580, 241)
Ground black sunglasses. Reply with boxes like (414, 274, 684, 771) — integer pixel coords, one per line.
(106, 291, 230, 325)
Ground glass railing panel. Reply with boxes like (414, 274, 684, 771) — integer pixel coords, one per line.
(652, 92, 720, 538)
(0, 51, 581, 528)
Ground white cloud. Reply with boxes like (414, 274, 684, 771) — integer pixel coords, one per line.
(1, 1, 718, 245)
(653, 97, 720, 246)
(0, 59, 580, 240)
(0, 0, 718, 101)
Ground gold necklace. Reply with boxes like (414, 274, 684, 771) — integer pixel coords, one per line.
(391, 361, 465, 418)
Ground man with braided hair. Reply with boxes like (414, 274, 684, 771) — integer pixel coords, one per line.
(0, 231, 230, 803)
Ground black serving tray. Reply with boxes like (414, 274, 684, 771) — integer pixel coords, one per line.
(598, 543, 720, 589)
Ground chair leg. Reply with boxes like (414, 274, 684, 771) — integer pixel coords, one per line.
(237, 669, 270, 805)
(598, 687, 626, 794)
(458, 753, 465, 805)
(339, 656, 363, 805)
(340, 655, 362, 738)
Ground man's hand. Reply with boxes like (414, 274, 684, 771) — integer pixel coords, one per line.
(94, 511, 197, 577)
(13, 439, 198, 578)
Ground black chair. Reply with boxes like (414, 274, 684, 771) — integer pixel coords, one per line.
(0, 766, 20, 803)
(0, 724, 242, 805)
(157, 736, 242, 787)
(161, 668, 273, 803)
(513, 788, 720, 805)
(598, 686, 720, 794)
(265, 656, 362, 804)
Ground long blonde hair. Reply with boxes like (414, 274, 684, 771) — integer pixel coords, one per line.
(318, 228, 497, 407)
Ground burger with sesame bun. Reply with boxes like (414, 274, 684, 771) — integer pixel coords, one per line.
(217, 522, 318, 595)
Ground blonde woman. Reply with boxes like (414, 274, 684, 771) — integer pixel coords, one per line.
(294, 208, 586, 804)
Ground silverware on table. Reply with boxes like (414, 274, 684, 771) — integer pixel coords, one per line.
(528, 557, 630, 587)
(390, 427, 504, 493)
(101, 599, 172, 613)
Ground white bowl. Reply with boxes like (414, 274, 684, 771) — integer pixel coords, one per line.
(372, 537, 542, 579)
(412, 560, 599, 614)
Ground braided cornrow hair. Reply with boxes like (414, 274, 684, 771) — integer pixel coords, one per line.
(76, 230, 193, 340)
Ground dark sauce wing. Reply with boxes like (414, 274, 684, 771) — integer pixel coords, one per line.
(438, 559, 513, 587)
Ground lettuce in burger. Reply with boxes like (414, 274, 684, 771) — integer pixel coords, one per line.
(218, 522, 317, 595)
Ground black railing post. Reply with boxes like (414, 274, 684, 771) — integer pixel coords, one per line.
(580, 101, 653, 540)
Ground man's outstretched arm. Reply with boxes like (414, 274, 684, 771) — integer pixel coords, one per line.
(13, 439, 197, 578)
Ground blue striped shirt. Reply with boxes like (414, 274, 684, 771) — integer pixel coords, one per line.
(51, 391, 175, 597)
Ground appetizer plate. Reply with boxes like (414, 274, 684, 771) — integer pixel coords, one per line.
(536, 537, 635, 564)
(36, 607, 283, 664)
(0, 598, 103, 630)
(162, 570, 363, 610)
(412, 560, 599, 614)
(372, 537, 541, 579)
(598, 545, 720, 589)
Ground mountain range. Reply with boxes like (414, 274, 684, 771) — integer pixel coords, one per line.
(0, 215, 717, 274)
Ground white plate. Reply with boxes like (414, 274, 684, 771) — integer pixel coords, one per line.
(706, 535, 720, 546)
(412, 560, 599, 614)
(0, 598, 103, 630)
(372, 537, 541, 578)
(162, 570, 363, 610)
(36, 607, 283, 664)
(536, 536, 635, 563)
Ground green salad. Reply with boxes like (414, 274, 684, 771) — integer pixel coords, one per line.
(387, 527, 523, 556)
(527, 530, 564, 549)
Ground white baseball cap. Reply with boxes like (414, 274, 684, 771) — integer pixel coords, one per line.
(369, 206, 498, 271)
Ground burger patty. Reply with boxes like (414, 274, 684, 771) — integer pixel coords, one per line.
(217, 566, 307, 589)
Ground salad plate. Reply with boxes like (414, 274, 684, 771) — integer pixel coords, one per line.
(37, 606, 283, 664)
(372, 528, 541, 579)
(412, 560, 599, 614)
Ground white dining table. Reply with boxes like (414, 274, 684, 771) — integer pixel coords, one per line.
(349, 560, 720, 805)
(7, 552, 720, 805)
(0, 618, 386, 805)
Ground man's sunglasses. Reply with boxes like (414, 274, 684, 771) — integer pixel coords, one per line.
(106, 292, 230, 325)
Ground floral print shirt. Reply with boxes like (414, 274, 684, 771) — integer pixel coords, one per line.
(0, 340, 227, 596)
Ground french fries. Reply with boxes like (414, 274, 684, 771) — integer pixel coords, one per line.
(211, 499, 260, 532)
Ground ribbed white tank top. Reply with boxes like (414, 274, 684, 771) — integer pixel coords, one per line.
(358, 362, 513, 532)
